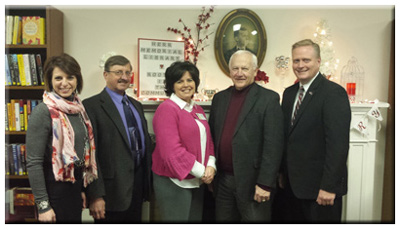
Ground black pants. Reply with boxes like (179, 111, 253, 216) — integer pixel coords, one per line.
(215, 173, 273, 223)
(46, 169, 83, 223)
(95, 165, 145, 224)
(276, 183, 343, 223)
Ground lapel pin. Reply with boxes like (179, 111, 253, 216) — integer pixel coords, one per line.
(309, 91, 313, 95)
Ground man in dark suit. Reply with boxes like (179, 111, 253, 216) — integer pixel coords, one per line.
(224, 27, 256, 64)
(83, 55, 152, 223)
(209, 50, 283, 222)
(279, 39, 351, 223)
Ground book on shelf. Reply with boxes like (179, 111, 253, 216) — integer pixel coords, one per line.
(29, 54, 39, 86)
(16, 54, 27, 86)
(6, 187, 36, 219)
(13, 100, 21, 131)
(5, 55, 12, 86)
(5, 144, 10, 175)
(22, 54, 32, 86)
(23, 102, 28, 131)
(16, 144, 24, 176)
(6, 15, 14, 45)
(19, 100, 25, 131)
(6, 99, 42, 132)
(5, 103, 9, 131)
(12, 144, 20, 176)
(12, 16, 22, 45)
(36, 54, 44, 85)
(6, 144, 28, 176)
(22, 16, 45, 45)
(5, 54, 43, 86)
(8, 54, 21, 86)
(20, 144, 27, 175)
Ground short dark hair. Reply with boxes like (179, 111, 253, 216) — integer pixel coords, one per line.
(104, 55, 132, 72)
(233, 27, 248, 38)
(164, 61, 200, 97)
(292, 39, 321, 59)
(43, 53, 83, 93)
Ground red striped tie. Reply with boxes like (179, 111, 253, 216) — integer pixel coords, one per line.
(291, 86, 304, 126)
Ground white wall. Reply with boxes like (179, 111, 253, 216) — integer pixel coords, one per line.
(58, 5, 393, 102)
(57, 5, 393, 222)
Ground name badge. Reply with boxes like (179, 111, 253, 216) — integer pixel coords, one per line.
(196, 113, 207, 120)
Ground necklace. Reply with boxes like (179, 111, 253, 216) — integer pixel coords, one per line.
(74, 113, 89, 168)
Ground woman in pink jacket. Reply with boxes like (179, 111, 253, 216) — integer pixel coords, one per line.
(152, 61, 216, 222)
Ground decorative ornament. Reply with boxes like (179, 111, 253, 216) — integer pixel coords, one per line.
(167, 6, 215, 65)
(275, 55, 290, 76)
(352, 101, 384, 136)
(340, 56, 365, 103)
(255, 69, 269, 84)
(99, 51, 117, 69)
(313, 19, 340, 81)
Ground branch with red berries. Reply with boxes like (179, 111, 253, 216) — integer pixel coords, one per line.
(167, 6, 215, 65)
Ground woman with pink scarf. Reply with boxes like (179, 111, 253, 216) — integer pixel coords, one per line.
(26, 54, 97, 223)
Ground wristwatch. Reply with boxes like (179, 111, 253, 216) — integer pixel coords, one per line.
(36, 200, 50, 211)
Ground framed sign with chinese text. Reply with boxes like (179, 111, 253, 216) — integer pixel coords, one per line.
(138, 38, 185, 99)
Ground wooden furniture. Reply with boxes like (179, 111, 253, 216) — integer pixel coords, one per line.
(5, 5, 63, 223)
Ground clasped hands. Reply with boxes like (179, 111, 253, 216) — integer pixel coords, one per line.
(201, 166, 216, 184)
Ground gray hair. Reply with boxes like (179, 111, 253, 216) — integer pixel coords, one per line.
(228, 50, 258, 70)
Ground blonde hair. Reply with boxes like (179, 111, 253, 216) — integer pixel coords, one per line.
(292, 39, 321, 59)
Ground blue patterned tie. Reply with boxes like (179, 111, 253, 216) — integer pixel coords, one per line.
(122, 97, 142, 166)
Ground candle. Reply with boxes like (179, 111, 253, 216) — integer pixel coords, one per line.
(346, 83, 356, 95)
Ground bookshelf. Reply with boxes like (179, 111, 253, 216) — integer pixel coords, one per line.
(5, 5, 63, 223)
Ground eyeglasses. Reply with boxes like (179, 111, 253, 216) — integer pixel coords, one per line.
(107, 70, 132, 77)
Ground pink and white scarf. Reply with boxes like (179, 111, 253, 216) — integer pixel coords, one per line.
(43, 91, 97, 187)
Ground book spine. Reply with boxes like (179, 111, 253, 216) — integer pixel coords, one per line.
(11, 144, 18, 175)
(5, 55, 12, 86)
(5, 144, 10, 175)
(16, 144, 23, 176)
(7, 145, 14, 175)
(23, 54, 32, 86)
(39, 17, 45, 45)
(35, 54, 44, 85)
(14, 101, 21, 131)
(27, 100, 32, 121)
(10, 54, 21, 86)
(7, 103, 14, 131)
(29, 54, 39, 86)
(6, 16, 14, 45)
(5, 103, 9, 131)
(20, 144, 27, 175)
(17, 54, 26, 86)
(23, 103, 28, 130)
(19, 100, 25, 131)
(12, 16, 21, 45)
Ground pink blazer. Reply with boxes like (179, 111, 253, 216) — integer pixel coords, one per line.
(152, 99, 215, 181)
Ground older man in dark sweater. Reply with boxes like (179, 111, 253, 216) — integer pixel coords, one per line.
(209, 50, 284, 222)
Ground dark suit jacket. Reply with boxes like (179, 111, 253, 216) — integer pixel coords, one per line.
(209, 83, 284, 201)
(83, 88, 152, 212)
(281, 73, 351, 200)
